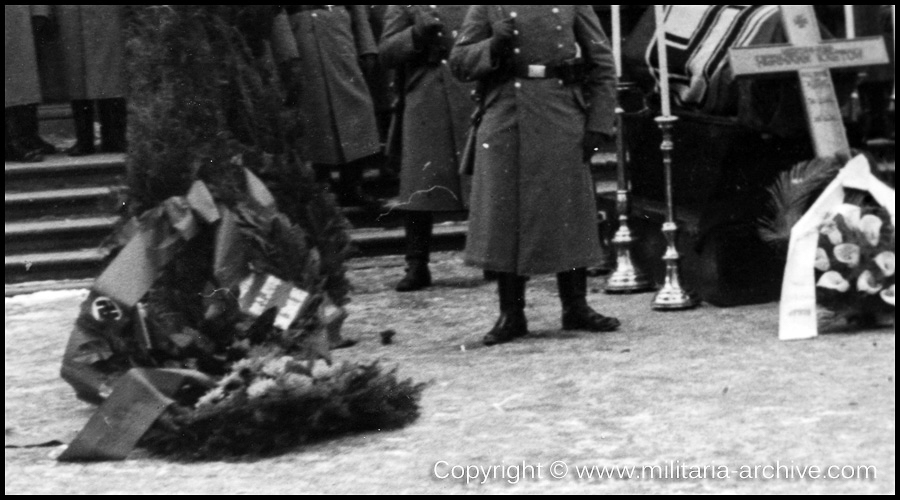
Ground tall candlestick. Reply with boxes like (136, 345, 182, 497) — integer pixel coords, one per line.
(606, 6, 653, 294)
(650, 5, 697, 310)
(844, 5, 856, 39)
(654, 5, 672, 117)
(612, 5, 622, 77)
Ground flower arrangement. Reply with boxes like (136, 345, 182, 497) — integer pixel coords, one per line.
(140, 350, 425, 460)
(814, 201, 895, 323)
(760, 155, 895, 331)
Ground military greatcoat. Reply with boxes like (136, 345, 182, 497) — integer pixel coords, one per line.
(5, 5, 49, 108)
(450, 5, 617, 275)
(380, 5, 474, 212)
(53, 5, 126, 100)
(276, 5, 382, 166)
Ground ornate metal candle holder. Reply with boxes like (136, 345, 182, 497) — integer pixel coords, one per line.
(606, 83, 653, 294)
(652, 115, 699, 310)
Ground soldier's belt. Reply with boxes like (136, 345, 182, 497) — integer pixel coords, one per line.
(511, 62, 584, 84)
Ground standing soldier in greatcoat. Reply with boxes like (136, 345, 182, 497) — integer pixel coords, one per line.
(274, 5, 384, 207)
(379, 5, 475, 291)
(5, 5, 56, 162)
(450, 5, 621, 346)
(53, 5, 128, 156)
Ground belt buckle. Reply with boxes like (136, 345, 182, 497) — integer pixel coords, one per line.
(527, 65, 547, 78)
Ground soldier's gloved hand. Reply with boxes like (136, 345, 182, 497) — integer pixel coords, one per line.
(412, 14, 444, 49)
(279, 58, 303, 107)
(490, 17, 516, 60)
(583, 131, 615, 164)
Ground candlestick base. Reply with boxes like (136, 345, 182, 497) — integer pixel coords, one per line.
(606, 195, 654, 294)
(652, 283, 700, 310)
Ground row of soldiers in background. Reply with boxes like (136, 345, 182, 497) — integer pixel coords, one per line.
(5, 6, 127, 162)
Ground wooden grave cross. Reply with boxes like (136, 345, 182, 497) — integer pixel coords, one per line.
(729, 5, 890, 158)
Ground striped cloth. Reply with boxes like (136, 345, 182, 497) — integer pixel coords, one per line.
(626, 5, 782, 116)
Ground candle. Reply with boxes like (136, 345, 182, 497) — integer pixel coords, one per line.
(654, 5, 672, 117)
(844, 5, 856, 39)
(612, 5, 622, 78)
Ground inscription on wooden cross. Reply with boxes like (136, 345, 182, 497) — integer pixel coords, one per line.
(729, 5, 890, 158)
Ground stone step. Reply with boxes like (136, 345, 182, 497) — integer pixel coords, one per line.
(5, 153, 127, 191)
(5, 186, 125, 221)
(5, 216, 121, 255)
(5, 248, 111, 285)
(38, 103, 73, 122)
(4, 222, 470, 292)
(4, 278, 94, 297)
(349, 222, 468, 257)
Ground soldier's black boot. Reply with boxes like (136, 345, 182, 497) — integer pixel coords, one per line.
(98, 98, 127, 153)
(558, 268, 621, 332)
(67, 100, 96, 156)
(483, 273, 529, 346)
(396, 211, 433, 292)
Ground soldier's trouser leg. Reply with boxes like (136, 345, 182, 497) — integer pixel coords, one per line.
(336, 156, 380, 207)
(5, 105, 44, 162)
(21, 104, 56, 154)
(68, 100, 96, 156)
(98, 98, 127, 153)
(557, 268, 621, 332)
(396, 211, 433, 292)
(483, 273, 529, 346)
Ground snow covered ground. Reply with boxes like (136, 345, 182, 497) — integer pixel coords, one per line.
(5, 252, 895, 494)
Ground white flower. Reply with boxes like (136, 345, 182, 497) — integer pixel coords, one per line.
(881, 285, 894, 306)
(817, 271, 851, 293)
(262, 356, 294, 378)
(833, 244, 861, 268)
(247, 379, 278, 400)
(835, 204, 862, 230)
(875, 252, 895, 278)
(815, 247, 831, 272)
(283, 373, 313, 391)
(820, 220, 843, 245)
(311, 360, 336, 379)
(195, 387, 225, 410)
(857, 270, 883, 295)
(860, 214, 884, 247)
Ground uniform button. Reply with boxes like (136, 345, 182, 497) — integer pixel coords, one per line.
(513, 30, 519, 36)
(558, 79, 564, 86)
(510, 11, 517, 18)
(311, 13, 317, 18)
(514, 81, 522, 89)
(552, 8, 560, 14)
(557, 25, 563, 31)
(441, 59, 448, 65)
(558, 43, 565, 49)
(513, 48, 521, 54)
(430, 4, 437, 8)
